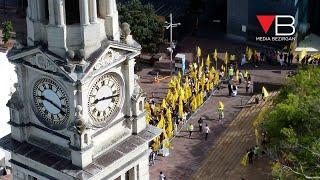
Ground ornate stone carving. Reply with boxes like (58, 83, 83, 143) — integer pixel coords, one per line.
(6, 83, 24, 110)
(30, 54, 58, 72)
(132, 74, 143, 101)
(121, 23, 134, 45)
(93, 49, 121, 71)
(74, 105, 87, 134)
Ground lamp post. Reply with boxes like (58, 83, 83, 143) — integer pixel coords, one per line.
(164, 13, 181, 76)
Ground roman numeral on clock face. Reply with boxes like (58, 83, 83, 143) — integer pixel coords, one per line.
(33, 78, 70, 130)
(88, 74, 122, 123)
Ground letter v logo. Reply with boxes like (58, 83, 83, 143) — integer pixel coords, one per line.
(257, 15, 275, 34)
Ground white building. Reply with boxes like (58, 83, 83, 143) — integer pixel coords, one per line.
(0, 0, 161, 179)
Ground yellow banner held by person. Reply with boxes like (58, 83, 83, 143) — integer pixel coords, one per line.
(197, 46, 202, 58)
(299, 49, 307, 62)
(205, 54, 211, 67)
(262, 86, 269, 98)
(214, 49, 218, 61)
(219, 101, 224, 110)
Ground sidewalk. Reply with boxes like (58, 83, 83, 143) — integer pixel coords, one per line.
(149, 81, 252, 180)
(191, 92, 278, 180)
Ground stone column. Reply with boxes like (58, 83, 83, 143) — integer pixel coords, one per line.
(80, 0, 90, 25)
(48, 0, 55, 25)
(56, 0, 65, 26)
(27, 0, 37, 20)
(123, 58, 135, 116)
(36, 0, 41, 21)
(90, 0, 98, 23)
(106, 0, 114, 15)
(26, 0, 31, 19)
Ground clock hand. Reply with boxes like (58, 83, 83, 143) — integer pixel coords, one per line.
(39, 96, 65, 115)
(93, 94, 120, 105)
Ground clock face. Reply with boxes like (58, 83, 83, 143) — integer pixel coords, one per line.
(32, 78, 70, 130)
(88, 73, 123, 125)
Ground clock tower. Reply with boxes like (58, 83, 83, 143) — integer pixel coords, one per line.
(0, 0, 161, 180)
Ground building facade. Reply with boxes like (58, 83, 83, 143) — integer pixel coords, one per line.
(0, 0, 160, 179)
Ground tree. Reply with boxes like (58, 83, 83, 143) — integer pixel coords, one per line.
(1, 20, 13, 45)
(118, 0, 165, 53)
(264, 68, 320, 179)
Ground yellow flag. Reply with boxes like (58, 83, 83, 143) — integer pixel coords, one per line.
(219, 101, 224, 110)
(178, 71, 182, 83)
(230, 54, 236, 61)
(255, 128, 259, 145)
(205, 54, 211, 67)
(161, 99, 167, 109)
(146, 111, 151, 124)
(179, 87, 185, 102)
(166, 108, 173, 138)
(166, 90, 172, 101)
(224, 51, 228, 65)
(144, 102, 151, 112)
(178, 99, 184, 118)
(168, 78, 176, 89)
(241, 152, 249, 166)
(214, 49, 218, 61)
(235, 70, 239, 81)
(262, 86, 269, 98)
(221, 65, 225, 73)
(247, 48, 253, 60)
(210, 66, 216, 74)
(289, 41, 296, 55)
(197, 46, 202, 58)
(157, 114, 165, 129)
(199, 59, 204, 76)
(299, 49, 307, 61)
(191, 97, 197, 111)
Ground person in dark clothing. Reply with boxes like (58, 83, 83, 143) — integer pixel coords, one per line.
(288, 53, 293, 66)
(248, 148, 254, 164)
(198, 118, 203, 132)
(228, 79, 232, 96)
(284, 53, 288, 65)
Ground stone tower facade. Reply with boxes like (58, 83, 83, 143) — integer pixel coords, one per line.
(0, 0, 161, 179)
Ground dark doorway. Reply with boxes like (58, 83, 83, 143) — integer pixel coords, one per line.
(65, 0, 80, 25)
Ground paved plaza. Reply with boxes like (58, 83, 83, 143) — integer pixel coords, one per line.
(134, 32, 294, 179)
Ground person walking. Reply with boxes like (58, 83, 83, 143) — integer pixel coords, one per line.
(243, 70, 248, 82)
(159, 171, 166, 180)
(218, 101, 224, 120)
(174, 122, 178, 135)
(204, 124, 210, 141)
(188, 123, 194, 138)
(228, 66, 234, 79)
(228, 78, 232, 96)
(239, 70, 243, 85)
(248, 148, 254, 165)
(288, 53, 293, 66)
(246, 77, 252, 93)
(198, 118, 203, 132)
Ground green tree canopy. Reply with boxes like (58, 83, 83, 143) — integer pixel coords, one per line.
(1, 20, 13, 44)
(118, 0, 165, 53)
(264, 68, 320, 179)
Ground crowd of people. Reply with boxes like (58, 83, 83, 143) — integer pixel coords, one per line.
(145, 54, 221, 157)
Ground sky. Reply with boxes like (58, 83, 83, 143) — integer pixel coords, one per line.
(0, 52, 17, 166)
